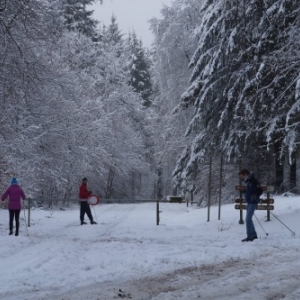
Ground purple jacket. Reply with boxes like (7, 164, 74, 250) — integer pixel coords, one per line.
(1, 184, 26, 210)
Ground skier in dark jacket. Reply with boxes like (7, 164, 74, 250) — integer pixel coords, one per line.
(79, 178, 97, 225)
(239, 169, 262, 242)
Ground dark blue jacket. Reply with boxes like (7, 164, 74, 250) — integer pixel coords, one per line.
(244, 173, 262, 204)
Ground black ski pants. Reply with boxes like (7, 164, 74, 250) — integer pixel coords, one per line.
(9, 209, 20, 233)
(80, 201, 93, 222)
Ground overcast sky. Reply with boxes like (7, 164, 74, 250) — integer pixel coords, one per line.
(90, 0, 174, 47)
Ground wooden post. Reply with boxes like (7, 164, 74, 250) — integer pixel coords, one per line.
(186, 191, 192, 207)
(266, 190, 271, 221)
(238, 157, 244, 224)
(218, 156, 223, 220)
(28, 198, 31, 227)
(156, 201, 159, 225)
(207, 157, 212, 222)
(239, 192, 244, 224)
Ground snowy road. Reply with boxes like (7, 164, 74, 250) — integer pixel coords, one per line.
(48, 253, 300, 300)
(0, 198, 299, 299)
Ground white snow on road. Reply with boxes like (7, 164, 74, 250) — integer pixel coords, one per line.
(0, 196, 299, 299)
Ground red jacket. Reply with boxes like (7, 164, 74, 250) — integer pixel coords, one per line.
(79, 183, 89, 200)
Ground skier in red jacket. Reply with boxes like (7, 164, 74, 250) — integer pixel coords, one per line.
(79, 178, 97, 225)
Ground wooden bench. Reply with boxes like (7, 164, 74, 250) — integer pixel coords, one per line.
(235, 198, 274, 210)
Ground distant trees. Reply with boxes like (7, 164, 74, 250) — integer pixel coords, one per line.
(0, 0, 155, 199)
(3, 0, 299, 201)
(150, 0, 202, 198)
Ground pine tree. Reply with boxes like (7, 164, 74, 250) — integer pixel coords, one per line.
(63, 0, 98, 38)
(174, 0, 300, 193)
(127, 31, 153, 107)
(106, 14, 123, 45)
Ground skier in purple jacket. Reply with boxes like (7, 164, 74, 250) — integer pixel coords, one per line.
(1, 178, 26, 236)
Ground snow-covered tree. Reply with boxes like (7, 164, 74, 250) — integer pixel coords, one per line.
(62, 0, 99, 38)
(126, 32, 153, 106)
(106, 14, 123, 45)
(0, 0, 156, 199)
(150, 0, 202, 197)
(175, 0, 300, 194)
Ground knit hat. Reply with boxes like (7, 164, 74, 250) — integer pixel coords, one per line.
(11, 177, 18, 184)
(82, 177, 88, 182)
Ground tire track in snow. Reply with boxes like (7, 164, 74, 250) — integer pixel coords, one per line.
(96, 204, 138, 239)
(44, 252, 300, 300)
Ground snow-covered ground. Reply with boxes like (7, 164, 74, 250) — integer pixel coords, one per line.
(0, 196, 299, 300)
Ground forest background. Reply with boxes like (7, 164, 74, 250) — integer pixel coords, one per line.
(1, 0, 300, 205)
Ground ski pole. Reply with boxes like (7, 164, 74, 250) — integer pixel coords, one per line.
(23, 201, 29, 236)
(254, 214, 268, 237)
(270, 212, 296, 236)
